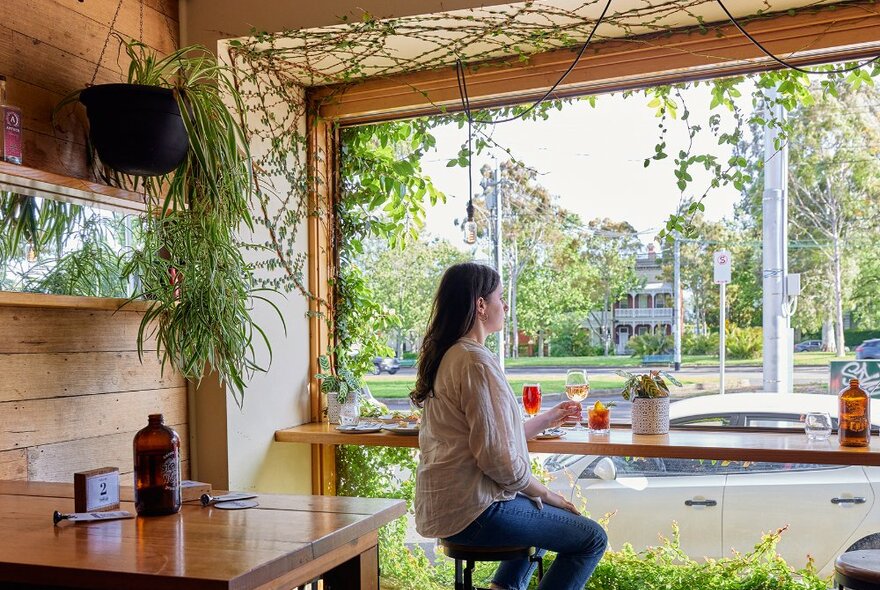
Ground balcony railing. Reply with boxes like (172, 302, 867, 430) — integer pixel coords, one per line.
(614, 307, 673, 319)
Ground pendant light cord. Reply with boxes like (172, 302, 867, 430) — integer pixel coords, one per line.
(716, 0, 880, 75)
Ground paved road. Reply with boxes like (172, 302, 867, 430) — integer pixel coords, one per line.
(377, 365, 829, 411)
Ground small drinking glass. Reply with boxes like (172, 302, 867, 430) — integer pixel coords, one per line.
(565, 369, 590, 431)
(587, 401, 611, 435)
(522, 384, 542, 420)
(804, 411, 832, 441)
(339, 404, 360, 427)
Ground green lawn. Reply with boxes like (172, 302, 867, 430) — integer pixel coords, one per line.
(501, 351, 854, 368)
(364, 375, 701, 399)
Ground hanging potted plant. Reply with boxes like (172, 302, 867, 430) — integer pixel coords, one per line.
(54, 33, 195, 177)
(617, 369, 682, 435)
(315, 355, 362, 424)
(56, 36, 280, 406)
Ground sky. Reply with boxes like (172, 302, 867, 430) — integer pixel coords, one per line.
(414, 83, 754, 249)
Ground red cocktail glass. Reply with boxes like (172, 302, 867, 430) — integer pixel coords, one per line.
(522, 384, 542, 418)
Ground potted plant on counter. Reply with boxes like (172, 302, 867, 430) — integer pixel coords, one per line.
(617, 369, 682, 435)
(316, 355, 362, 424)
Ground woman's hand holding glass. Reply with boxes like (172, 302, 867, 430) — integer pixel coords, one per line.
(565, 369, 590, 431)
(543, 401, 582, 429)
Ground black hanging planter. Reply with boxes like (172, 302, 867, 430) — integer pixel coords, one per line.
(79, 84, 189, 176)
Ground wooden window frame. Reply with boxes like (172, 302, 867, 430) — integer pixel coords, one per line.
(304, 1, 880, 492)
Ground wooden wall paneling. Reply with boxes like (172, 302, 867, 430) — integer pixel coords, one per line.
(0, 352, 182, 403)
(0, 387, 187, 451)
(0, 307, 157, 353)
(27, 423, 189, 482)
(0, 0, 179, 180)
(0, 450, 27, 481)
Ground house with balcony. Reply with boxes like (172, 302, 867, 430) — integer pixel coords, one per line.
(612, 246, 674, 354)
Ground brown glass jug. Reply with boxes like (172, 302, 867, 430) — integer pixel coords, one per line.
(133, 414, 181, 515)
(838, 379, 871, 448)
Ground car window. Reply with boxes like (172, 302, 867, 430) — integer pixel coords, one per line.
(720, 461, 845, 474)
(743, 413, 839, 429)
(661, 458, 726, 476)
(671, 414, 735, 428)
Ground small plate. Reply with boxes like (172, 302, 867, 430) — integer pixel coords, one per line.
(214, 500, 259, 510)
(336, 423, 383, 434)
(378, 414, 420, 424)
(535, 428, 566, 440)
(382, 425, 420, 435)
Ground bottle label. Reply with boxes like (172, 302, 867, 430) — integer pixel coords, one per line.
(161, 450, 179, 491)
(3, 107, 22, 163)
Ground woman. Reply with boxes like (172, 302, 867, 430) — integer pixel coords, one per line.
(412, 262, 607, 590)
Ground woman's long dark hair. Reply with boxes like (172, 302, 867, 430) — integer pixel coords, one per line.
(410, 262, 500, 407)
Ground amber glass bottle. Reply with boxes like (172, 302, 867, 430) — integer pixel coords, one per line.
(133, 414, 181, 515)
(838, 379, 870, 448)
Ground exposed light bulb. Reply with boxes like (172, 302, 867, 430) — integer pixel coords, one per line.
(463, 219, 477, 245)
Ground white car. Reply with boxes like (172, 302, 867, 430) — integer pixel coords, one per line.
(543, 393, 880, 577)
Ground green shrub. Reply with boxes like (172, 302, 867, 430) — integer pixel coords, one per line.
(549, 314, 596, 356)
(727, 326, 763, 359)
(628, 333, 673, 356)
(683, 332, 719, 355)
(585, 523, 828, 590)
(845, 330, 880, 347)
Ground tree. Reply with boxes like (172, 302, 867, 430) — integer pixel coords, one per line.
(474, 160, 565, 357)
(517, 223, 599, 354)
(785, 90, 880, 355)
(581, 218, 643, 355)
(359, 237, 469, 355)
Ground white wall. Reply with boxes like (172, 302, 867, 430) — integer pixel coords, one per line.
(191, 46, 312, 494)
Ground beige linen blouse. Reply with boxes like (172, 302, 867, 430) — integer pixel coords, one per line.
(414, 337, 531, 539)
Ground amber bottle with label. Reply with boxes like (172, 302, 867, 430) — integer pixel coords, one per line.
(838, 379, 870, 448)
(133, 414, 181, 515)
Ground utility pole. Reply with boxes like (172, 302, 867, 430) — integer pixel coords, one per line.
(482, 162, 505, 370)
(673, 235, 682, 371)
(494, 163, 505, 371)
(762, 86, 793, 394)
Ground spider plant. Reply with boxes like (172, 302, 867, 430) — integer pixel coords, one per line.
(58, 37, 280, 406)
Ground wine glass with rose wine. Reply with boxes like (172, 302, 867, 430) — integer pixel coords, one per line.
(565, 369, 590, 431)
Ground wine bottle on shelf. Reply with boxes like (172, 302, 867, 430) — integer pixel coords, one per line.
(133, 414, 181, 516)
(838, 378, 870, 448)
(0, 75, 22, 165)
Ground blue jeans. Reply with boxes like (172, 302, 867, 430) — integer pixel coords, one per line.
(444, 494, 607, 590)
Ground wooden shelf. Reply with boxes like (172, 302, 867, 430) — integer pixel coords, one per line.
(276, 422, 880, 467)
(0, 291, 151, 312)
(0, 161, 145, 214)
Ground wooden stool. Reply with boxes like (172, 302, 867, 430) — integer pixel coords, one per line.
(836, 551, 880, 590)
(439, 540, 544, 590)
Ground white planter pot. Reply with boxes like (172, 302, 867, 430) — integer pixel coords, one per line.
(631, 396, 670, 435)
(326, 390, 360, 424)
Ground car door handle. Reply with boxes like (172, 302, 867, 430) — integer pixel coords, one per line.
(831, 497, 866, 505)
(685, 499, 717, 507)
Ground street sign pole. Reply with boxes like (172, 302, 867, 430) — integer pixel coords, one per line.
(714, 251, 732, 395)
(720, 282, 726, 396)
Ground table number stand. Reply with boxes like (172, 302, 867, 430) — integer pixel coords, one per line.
(74, 467, 120, 512)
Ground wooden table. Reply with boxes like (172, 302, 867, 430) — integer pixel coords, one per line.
(0, 480, 406, 590)
(276, 422, 880, 467)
